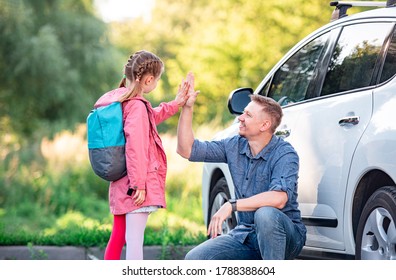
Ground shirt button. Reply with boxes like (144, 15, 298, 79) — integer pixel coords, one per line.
(246, 177, 248, 180)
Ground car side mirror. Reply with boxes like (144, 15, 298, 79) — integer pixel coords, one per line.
(227, 88, 253, 115)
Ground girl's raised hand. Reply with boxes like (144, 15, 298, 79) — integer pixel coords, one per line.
(175, 77, 190, 107)
(185, 72, 200, 108)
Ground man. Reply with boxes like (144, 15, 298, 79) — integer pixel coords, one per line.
(177, 77, 306, 260)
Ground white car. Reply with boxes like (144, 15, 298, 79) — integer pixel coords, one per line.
(201, 1, 396, 260)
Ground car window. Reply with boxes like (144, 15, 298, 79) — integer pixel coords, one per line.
(266, 32, 330, 105)
(321, 23, 394, 96)
(380, 26, 396, 83)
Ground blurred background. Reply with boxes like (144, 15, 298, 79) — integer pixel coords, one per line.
(0, 0, 337, 249)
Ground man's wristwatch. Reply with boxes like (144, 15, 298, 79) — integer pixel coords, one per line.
(229, 199, 237, 212)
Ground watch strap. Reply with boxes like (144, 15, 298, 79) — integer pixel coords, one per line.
(229, 199, 237, 212)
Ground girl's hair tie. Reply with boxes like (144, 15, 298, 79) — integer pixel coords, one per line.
(123, 74, 126, 79)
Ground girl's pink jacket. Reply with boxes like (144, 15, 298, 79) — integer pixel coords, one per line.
(94, 87, 180, 215)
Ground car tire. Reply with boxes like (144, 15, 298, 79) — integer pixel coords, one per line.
(355, 186, 396, 260)
(207, 178, 237, 235)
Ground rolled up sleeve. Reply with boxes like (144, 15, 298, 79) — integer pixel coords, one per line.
(189, 139, 228, 163)
(189, 139, 208, 162)
(268, 150, 299, 200)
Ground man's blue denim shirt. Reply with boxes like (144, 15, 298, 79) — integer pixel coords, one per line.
(189, 135, 307, 243)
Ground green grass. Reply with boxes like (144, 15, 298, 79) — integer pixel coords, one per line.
(0, 126, 217, 248)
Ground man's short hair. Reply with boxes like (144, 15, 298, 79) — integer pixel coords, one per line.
(250, 95, 283, 133)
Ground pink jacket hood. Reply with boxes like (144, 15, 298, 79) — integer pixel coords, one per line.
(94, 87, 127, 108)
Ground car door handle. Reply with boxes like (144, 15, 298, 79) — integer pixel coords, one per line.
(275, 129, 291, 138)
(338, 116, 360, 126)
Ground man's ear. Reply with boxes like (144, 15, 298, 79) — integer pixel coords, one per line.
(260, 120, 271, 132)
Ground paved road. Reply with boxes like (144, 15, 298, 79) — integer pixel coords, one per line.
(0, 245, 193, 260)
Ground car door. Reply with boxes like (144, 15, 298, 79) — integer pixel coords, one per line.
(289, 90, 372, 250)
(263, 22, 394, 251)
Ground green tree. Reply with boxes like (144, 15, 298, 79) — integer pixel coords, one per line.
(109, 0, 331, 130)
(0, 0, 121, 137)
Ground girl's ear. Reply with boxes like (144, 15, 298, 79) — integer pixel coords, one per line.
(144, 75, 154, 85)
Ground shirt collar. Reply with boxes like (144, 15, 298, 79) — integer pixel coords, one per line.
(239, 135, 279, 160)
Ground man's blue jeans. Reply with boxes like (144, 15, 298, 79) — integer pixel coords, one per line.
(185, 207, 305, 260)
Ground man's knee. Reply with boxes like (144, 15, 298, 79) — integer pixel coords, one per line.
(254, 207, 280, 229)
(255, 206, 278, 221)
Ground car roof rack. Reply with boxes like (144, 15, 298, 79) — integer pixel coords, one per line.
(330, 1, 394, 21)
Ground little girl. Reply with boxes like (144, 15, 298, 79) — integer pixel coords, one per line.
(93, 50, 191, 260)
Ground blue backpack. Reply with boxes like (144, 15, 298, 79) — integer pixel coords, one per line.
(87, 102, 126, 181)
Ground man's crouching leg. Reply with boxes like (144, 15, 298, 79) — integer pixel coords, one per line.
(254, 206, 298, 260)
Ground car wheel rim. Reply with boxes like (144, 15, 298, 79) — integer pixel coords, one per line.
(210, 191, 233, 234)
(360, 207, 396, 260)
